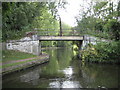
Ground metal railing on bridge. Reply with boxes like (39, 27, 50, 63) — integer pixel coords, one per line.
(28, 28, 80, 36)
(7, 28, 83, 43)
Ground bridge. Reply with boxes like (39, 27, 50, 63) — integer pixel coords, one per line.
(8, 28, 84, 42)
(7, 23, 84, 56)
(8, 35, 83, 42)
(38, 36, 83, 41)
(34, 26, 83, 41)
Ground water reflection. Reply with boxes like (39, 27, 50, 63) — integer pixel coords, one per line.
(63, 66, 73, 79)
(2, 48, 119, 88)
(49, 66, 81, 88)
(80, 63, 118, 88)
(20, 70, 40, 85)
(49, 80, 81, 88)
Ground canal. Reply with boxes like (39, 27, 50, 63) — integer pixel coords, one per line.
(2, 48, 119, 88)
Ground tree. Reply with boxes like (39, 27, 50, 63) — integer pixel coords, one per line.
(2, 2, 60, 41)
(75, 1, 120, 40)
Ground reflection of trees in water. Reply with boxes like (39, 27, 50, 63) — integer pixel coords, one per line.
(70, 59, 118, 88)
(3, 66, 43, 88)
(39, 48, 74, 78)
(80, 64, 118, 88)
(70, 59, 87, 88)
(3, 48, 118, 88)
(56, 48, 73, 70)
(2, 48, 75, 88)
(40, 49, 61, 78)
(20, 69, 40, 85)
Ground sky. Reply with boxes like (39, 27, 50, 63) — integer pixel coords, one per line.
(58, 0, 82, 27)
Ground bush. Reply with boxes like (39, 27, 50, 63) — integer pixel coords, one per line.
(81, 41, 120, 63)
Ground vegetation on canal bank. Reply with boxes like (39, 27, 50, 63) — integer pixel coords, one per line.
(2, 50, 49, 63)
(2, 50, 49, 75)
(2, 50, 36, 62)
(81, 41, 120, 64)
(74, 1, 120, 64)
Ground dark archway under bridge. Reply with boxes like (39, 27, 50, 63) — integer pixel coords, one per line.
(38, 35, 84, 56)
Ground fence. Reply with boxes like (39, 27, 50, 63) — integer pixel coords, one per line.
(28, 28, 80, 36)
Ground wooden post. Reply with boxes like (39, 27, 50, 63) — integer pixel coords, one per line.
(78, 40, 83, 58)
(59, 17, 62, 36)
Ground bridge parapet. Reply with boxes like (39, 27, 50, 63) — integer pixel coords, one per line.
(38, 36, 83, 41)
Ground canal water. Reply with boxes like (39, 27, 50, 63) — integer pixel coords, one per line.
(2, 48, 119, 88)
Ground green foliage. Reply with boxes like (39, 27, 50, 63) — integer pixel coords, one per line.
(76, 1, 120, 64)
(77, 16, 97, 33)
(2, 2, 62, 41)
(75, 1, 120, 40)
(81, 41, 120, 63)
(2, 2, 37, 41)
(2, 2, 72, 47)
(95, 21, 104, 32)
(109, 21, 120, 40)
(103, 19, 120, 40)
(54, 41, 72, 47)
(94, 2, 108, 12)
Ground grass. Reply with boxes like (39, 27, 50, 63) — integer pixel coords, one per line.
(2, 50, 49, 73)
(2, 50, 37, 63)
(2, 57, 48, 69)
(3, 58, 36, 68)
